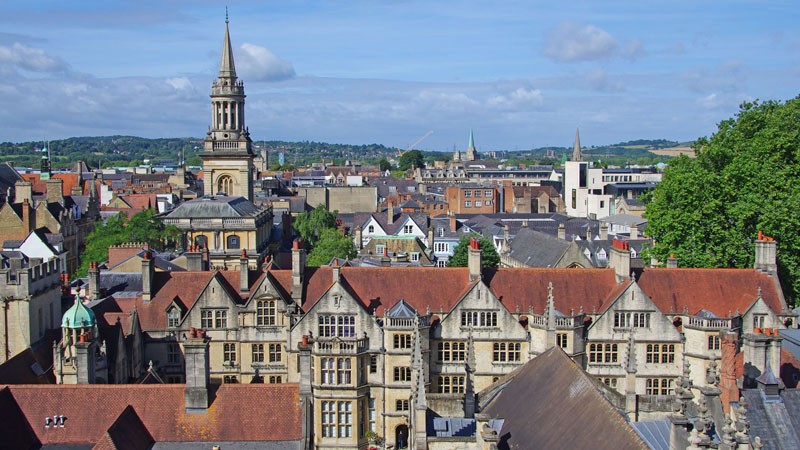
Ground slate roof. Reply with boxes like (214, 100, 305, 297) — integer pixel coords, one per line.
(480, 347, 648, 450)
(1, 383, 303, 446)
(165, 195, 262, 218)
(505, 227, 572, 267)
(740, 389, 800, 450)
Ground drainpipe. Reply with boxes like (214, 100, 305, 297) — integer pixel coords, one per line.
(2, 297, 9, 361)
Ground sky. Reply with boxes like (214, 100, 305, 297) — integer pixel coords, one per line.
(0, 1, 798, 152)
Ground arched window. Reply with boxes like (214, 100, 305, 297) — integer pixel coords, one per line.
(194, 235, 208, 249)
(217, 175, 234, 196)
(167, 308, 180, 328)
(368, 225, 374, 233)
(226, 235, 240, 249)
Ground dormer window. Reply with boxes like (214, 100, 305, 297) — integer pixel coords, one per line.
(167, 308, 180, 328)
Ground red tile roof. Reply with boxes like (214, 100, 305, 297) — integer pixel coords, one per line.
(4, 383, 303, 445)
(636, 269, 784, 316)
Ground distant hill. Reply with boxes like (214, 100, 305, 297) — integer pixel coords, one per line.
(0, 136, 692, 170)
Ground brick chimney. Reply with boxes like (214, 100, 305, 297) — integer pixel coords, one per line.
(186, 246, 203, 271)
(666, 254, 678, 269)
(630, 225, 639, 240)
(557, 223, 565, 240)
(719, 331, 739, 413)
(754, 230, 777, 277)
(449, 211, 457, 232)
(184, 328, 210, 412)
(468, 237, 482, 281)
(354, 226, 363, 250)
(87, 262, 100, 301)
(387, 202, 394, 225)
(21, 198, 32, 236)
(599, 222, 608, 240)
(332, 258, 341, 283)
(141, 250, 154, 303)
(608, 239, 631, 282)
(291, 240, 306, 305)
(239, 249, 249, 294)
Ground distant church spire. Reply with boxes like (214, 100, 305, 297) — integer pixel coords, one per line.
(465, 128, 478, 161)
(572, 128, 582, 162)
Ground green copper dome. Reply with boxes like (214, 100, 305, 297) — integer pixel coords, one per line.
(61, 296, 96, 329)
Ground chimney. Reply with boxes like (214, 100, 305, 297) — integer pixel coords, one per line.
(291, 240, 306, 305)
(719, 331, 739, 413)
(21, 198, 32, 236)
(14, 181, 32, 204)
(427, 226, 434, 251)
(585, 225, 592, 240)
(354, 226, 363, 250)
(186, 246, 203, 271)
(88, 262, 99, 301)
(184, 329, 210, 412)
(630, 225, 639, 240)
(449, 211, 457, 232)
(45, 178, 64, 205)
(599, 222, 608, 240)
(141, 250, 154, 303)
(557, 223, 566, 240)
(281, 212, 292, 243)
(298, 336, 312, 398)
(332, 258, 341, 283)
(468, 237, 482, 281)
(754, 231, 777, 276)
(608, 239, 631, 282)
(239, 249, 249, 294)
(387, 202, 394, 225)
(666, 254, 678, 269)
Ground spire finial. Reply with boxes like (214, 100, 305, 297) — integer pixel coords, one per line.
(225, 6, 229, 24)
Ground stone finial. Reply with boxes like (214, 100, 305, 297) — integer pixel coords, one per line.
(706, 357, 720, 386)
(735, 396, 751, 443)
(752, 436, 763, 449)
(721, 413, 736, 447)
(686, 429, 702, 450)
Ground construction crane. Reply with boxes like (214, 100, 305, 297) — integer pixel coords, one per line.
(400, 130, 433, 156)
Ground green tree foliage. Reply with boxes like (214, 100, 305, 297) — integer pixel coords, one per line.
(293, 205, 339, 247)
(645, 98, 800, 304)
(77, 209, 181, 277)
(448, 233, 500, 268)
(306, 228, 357, 267)
(398, 150, 424, 171)
(378, 158, 392, 172)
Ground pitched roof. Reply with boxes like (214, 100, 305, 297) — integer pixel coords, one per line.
(480, 347, 647, 450)
(3, 383, 303, 445)
(505, 227, 571, 267)
(92, 405, 154, 450)
(636, 268, 784, 316)
(165, 196, 263, 218)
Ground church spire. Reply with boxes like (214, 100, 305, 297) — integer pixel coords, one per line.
(219, 10, 237, 80)
(572, 128, 582, 162)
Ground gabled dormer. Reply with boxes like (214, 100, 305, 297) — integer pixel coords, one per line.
(589, 280, 681, 342)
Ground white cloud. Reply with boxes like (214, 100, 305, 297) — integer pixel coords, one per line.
(622, 39, 645, 60)
(584, 68, 624, 92)
(486, 87, 543, 109)
(236, 43, 295, 81)
(0, 42, 68, 72)
(543, 22, 617, 62)
(697, 93, 725, 110)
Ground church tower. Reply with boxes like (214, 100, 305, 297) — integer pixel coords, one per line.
(201, 14, 256, 201)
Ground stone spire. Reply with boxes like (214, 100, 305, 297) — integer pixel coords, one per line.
(466, 128, 478, 161)
(734, 396, 751, 446)
(572, 128, 582, 162)
(545, 282, 556, 349)
(219, 10, 237, 80)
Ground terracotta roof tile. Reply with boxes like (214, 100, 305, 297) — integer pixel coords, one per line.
(5, 383, 302, 445)
(636, 268, 783, 316)
(92, 405, 154, 450)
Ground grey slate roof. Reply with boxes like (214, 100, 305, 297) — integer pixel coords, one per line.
(740, 389, 800, 450)
(631, 420, 670, 450)
(165, 195, 262, 218)
(506, 228, 571, 267)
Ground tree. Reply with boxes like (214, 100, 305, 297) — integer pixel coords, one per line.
(77, 209, 181, 277)
(398, 150, 424, 171)
(378, 158, 392, 172)
(293, 204, 338, 247)
(448, 233, 500, 268)
(306, 228, 357, 267)
(644, 97, 800, 304)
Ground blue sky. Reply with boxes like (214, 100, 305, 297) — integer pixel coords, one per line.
(0, 1, 798, 151)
